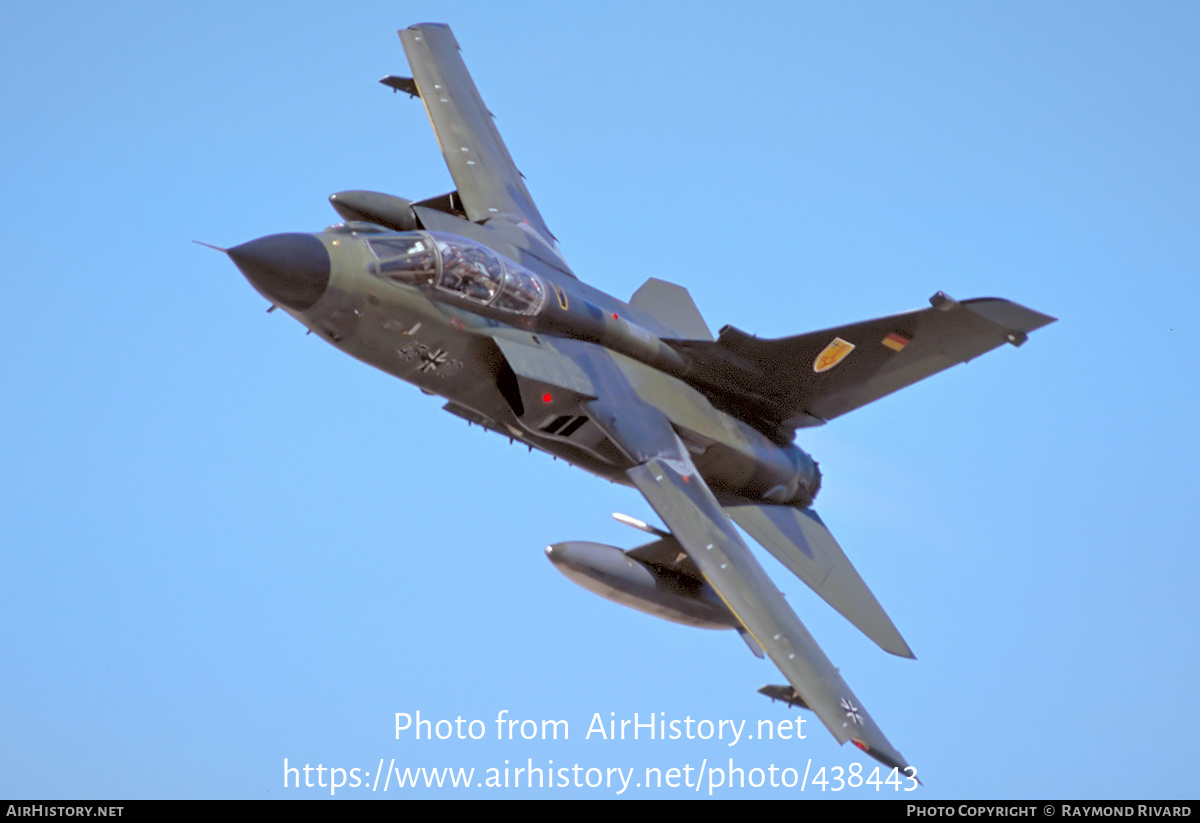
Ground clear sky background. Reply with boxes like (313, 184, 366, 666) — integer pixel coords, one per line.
(3, 0, 1198, 800)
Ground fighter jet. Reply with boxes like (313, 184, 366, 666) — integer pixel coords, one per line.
(224, 23, 1054, 777)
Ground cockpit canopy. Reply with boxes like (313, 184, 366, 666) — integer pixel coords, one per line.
(364, 231, 545, 316)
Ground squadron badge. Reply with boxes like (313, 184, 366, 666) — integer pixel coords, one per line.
(814, 337, 855, 373)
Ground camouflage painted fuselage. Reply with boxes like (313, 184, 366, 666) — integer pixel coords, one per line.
(224, 22, 1055, 776)
(288, 226, 820, 508)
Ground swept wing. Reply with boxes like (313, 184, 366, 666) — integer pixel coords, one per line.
(627, 453, 911, 773)
(388, 24, 573, 277)
(580, 397, 912, 773)
(483, 332, 913, 769)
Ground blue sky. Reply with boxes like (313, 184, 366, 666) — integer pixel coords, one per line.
(3, 0, 1198, 799)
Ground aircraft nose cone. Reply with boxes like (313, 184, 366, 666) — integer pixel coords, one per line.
(228, 233, 330, 311)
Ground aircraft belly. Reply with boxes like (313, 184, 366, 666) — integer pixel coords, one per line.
(304, 278, 809, 502)
(303, 275, 800, 499)
(483, 332, 816, 504)
(315, 298, 628, 481)
(300, 265, 509, 417)
(343, 313, 489, 397)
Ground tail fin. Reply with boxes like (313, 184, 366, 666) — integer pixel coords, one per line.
(629, 278, 714, 341)
(672, 293, 1055, 429)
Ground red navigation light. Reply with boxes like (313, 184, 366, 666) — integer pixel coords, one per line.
(542, 393, 553, 403)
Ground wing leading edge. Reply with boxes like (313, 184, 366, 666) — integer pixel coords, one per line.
(391, 24, 572, 277)
(579, 393, 912, 772)
(626, 454, 912, 773)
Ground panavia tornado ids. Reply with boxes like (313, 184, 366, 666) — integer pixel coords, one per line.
(223, 23, 1054, 776)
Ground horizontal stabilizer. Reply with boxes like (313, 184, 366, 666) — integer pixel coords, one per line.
(726, 504, 914, 658)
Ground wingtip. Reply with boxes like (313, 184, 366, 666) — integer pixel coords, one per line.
(851, 738, 919, 783)
(885, 637, 917, 660)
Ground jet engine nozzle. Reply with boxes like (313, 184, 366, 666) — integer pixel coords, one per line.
(229, 233, 331, 311)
